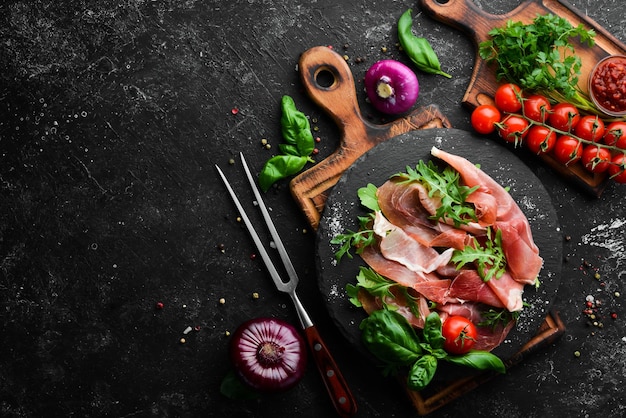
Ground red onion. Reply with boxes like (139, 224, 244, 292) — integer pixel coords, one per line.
(230, 317, 307, 392)
(364, 59, 419, 114)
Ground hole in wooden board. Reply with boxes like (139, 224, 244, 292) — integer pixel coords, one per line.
(315, 67, 336, 89)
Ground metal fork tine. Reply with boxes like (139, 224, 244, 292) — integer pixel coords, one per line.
(239, 152, 299, 286)
(214, 164, 291, 292)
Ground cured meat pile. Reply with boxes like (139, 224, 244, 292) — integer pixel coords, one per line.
(354, 147, 544, 352)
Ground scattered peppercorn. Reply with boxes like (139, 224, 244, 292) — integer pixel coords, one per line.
(217, 243, 225, 253)
(155, 302, 164, 310)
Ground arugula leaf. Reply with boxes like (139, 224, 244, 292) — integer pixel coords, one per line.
(478, 308, 521, 331)
(331, 214, 376, 261)
(395, 160, 478, 227)
(451, 227, 506, 282)
(346, 267, 395, 308)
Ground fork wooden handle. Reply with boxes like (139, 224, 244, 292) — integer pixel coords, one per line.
(304, 326, 357, 417)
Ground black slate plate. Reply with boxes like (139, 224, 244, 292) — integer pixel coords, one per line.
(315, 128, 562, 361)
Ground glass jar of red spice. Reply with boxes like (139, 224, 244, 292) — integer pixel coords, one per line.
(589, 55, 626, 117)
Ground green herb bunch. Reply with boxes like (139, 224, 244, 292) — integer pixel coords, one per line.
(479, 14, 596, 111)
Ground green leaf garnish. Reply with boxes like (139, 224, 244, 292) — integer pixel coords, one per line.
(394, 160, 478, 227)
(451, 227, 506, 282)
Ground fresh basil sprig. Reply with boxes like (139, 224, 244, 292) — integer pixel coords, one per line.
(398, 9, 451, 79)
(258, 95, 314, 192)
(360, 310, 505, 391)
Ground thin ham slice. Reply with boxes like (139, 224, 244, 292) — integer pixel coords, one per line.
(373, 211, 454, 276)
(430, 147, 543, 285)
(377, 179, 441, 246)
(448, 270, 506, 308)
(360, 246, 451, 304)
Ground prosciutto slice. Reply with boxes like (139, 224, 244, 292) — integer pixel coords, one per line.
(348, 148, 544, 351)
(430, 147, 543, 284)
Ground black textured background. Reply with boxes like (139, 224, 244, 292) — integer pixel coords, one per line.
(1, 1, 625, 417)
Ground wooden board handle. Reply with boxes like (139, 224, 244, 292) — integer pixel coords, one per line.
(290, 46, 451, 230)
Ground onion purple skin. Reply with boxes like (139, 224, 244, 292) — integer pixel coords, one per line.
(229, 317, 307, 393)
(364, 59, 419, 115)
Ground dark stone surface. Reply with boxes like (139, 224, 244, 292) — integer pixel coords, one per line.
(1, 1, 624, 417)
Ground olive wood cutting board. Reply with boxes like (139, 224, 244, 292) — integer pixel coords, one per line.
(418, 0, 626, 196)
(290, 45, 565, 415)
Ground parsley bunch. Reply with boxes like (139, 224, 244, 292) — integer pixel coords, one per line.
(479, 14, 596, 111)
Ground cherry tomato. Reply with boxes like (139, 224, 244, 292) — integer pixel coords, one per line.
(574, 115, 605, 142)
(553, 135, 583, 165)
(494, 83, 523, 113)
(525, 125, 557, 154)
(441, 316, 477, 355)
(497, 114, 528, 145)
(523, 94, 551, 122)
(608, 153, 626, 183)
(581, 145, 612, 173)
(471, 104, 501, 134)
(547, 102, 580, 132)
(603, 121, 626, 149)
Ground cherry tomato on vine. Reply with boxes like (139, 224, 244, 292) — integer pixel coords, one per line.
(494, 83, 523, 113)
(525, 125, 556, 154)
(471, 104, 501, 134)
(553, 135, 583, 165)
(574, 115, 605, 142)
(547, 102, 580, 132)
(608, 153, 626, 183)
(523, 94, 551, 122)
(441, 316, 477, 355)
(581, 145, 612, 173)
(497, 114, 528, 144)
(603, 121, 626, 149)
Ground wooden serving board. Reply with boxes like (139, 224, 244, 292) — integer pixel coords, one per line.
(291, 46, 565, 415)
(289, 46, 451, 231)
(418, 0, 626, 196)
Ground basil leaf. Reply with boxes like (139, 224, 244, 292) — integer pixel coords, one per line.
(280, 95, 315, 156)
(444, 350, 506, 374)
(220, 370, 260, 400)
(360, 309, 422, 367)
(422, 312, 446, 350)
(398, 9, 451, 79)
(278, 143, 300, 157)
(258, 155, 308, 192)
(407, 354, 438, 391)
